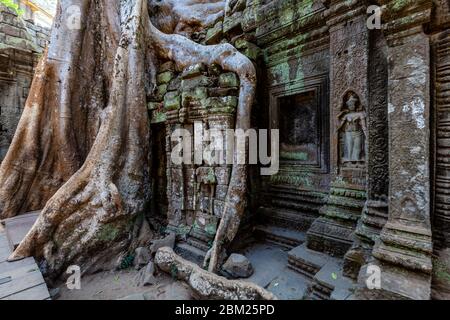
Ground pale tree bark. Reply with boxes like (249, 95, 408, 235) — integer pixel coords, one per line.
(1, 0, 255, 277)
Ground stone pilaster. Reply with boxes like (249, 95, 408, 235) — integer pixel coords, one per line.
(359, 0, 434, 300)
(307, 0, 369, 257)
(344, 28, 390, 279)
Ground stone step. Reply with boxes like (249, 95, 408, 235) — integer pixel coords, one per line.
(242, 243, 311, 300)
(255, 225, 306, 249)
(186, 236, 210, 252)
(287, 243, 335, 279)
(312, 261, 354, 300)
(174, 242, 206, 266)
(287, 244, 355, 300)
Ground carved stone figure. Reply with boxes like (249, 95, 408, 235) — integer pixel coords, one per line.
(338, 92, 368, 164)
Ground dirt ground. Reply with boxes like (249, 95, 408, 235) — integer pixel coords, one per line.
(57, 268, 194, 300)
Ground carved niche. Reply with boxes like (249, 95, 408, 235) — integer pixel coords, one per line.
(279, 91, 320, 164)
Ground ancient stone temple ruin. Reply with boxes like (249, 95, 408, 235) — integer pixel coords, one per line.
(0, 0, 450, 301)
(147, 0, 450, 300)
(0, 3, 49, 160)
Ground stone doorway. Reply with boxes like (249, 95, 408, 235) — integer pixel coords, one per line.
(257, 75, 330, 239)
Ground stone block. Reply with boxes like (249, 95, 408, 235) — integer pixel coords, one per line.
(157, 83, 168, 98)
(135, 262, 157, 287)
(167, 76, 181, 91)
(133, 247, 151, 269)
(223, 11, 243, 35)
(151, 110, 167, 124)
(196, 167, 216, 184)
(181, 75, 214, 91)
(0, 24, 21, 38)
(4, 35, 36, 51)
(157, 71, 174, 85)
(242, 6, 257, 32)
(205, 21, 223, 45)
(234, 39, 261, 61)
(148, 102, 161, 111)
(181, 63, 206, 79)
(164, 92, 181, 110)
(182, 87, 208, 108)
(208, 87, 239, 97)
(205, 96, 238, 110)
(219, 72, 239, 88)
(222, 253, 254, 279)
(194, 212, 218, 236)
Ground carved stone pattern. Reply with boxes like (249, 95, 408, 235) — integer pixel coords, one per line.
(329, 16, 369, 183)
(367, 30, 389, 200)
(434, 30, 450, 248)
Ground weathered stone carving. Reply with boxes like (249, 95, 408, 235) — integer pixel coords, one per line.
(338, 92, 367, 165)
(0, 0, 448, 301)
(358, 0, 435, 300)
(307, 1, 369, 258)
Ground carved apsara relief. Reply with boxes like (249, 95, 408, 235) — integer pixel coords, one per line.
(338, 91, 368, 168)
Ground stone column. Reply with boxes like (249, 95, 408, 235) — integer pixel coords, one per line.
(360, 0, 434, 300)
(307, 0, 370, 257)
(344, 29, 390, 279)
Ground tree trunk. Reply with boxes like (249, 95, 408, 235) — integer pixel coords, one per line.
(0, 0, 120, 219)
(6, 0, 152, 276)
(1, 0, 255, 278)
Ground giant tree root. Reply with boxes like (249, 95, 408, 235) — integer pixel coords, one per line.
(155, 247, 276, 300)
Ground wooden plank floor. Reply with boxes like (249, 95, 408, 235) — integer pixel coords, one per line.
(0, 225, 50, 300)
(3, 211, 41, 251)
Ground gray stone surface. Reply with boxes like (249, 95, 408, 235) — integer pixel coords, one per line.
(222, 253, 254, 279)
(135, 262, 157, 287)
(150, 233, 176, 255)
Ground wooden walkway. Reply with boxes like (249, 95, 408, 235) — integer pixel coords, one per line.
(0, 213, 51, 300)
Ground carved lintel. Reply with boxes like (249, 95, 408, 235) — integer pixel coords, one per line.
(377, 0, 433, 44)
(324, 0, 369, 28)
